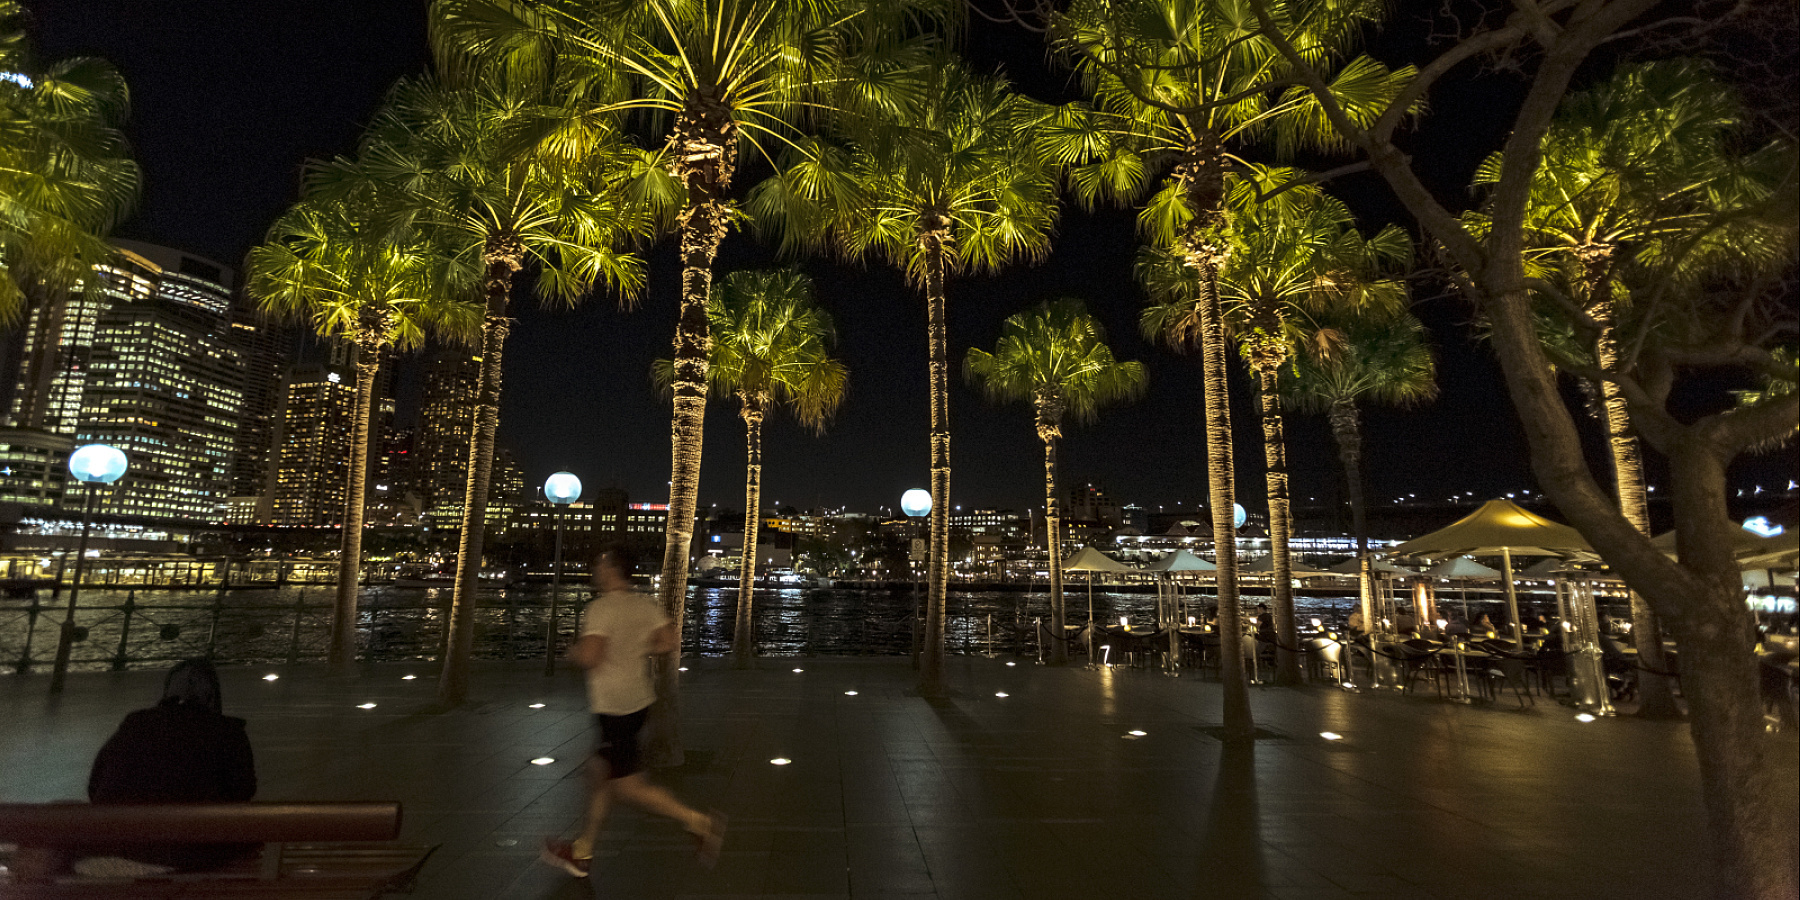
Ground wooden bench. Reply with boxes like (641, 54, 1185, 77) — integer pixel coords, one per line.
(0, 802, 436, 899)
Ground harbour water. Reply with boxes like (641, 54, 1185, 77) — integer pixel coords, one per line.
(0, 583, 1370, 674)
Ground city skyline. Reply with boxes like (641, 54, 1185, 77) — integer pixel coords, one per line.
(20, 1, 1794, 520)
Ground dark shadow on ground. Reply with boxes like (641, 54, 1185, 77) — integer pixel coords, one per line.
(1193, 740, 1263, 898)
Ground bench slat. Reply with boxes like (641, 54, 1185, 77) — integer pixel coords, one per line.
(0, 804, 400, 845)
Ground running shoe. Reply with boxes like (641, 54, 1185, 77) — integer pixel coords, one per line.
(540, 838, 590, 877)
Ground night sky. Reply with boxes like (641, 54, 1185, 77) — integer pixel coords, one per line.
(21, 1, 1794, 519)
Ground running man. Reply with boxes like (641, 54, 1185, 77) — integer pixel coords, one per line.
(542, 545, 724, 877)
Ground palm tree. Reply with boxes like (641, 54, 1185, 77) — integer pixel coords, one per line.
(430, 0, 951, 727)
(1047, 0, 1406, 738)
(748, 62, 1058, 695)
(246, 192, 479, 674)
(331, 73, 656, 704)
(965, 298, 1145, 666)
(0, 0, 140, 425)
(659, 269, 845, 667)
(1284, 310, 1437, 633)
(1476, 59, 1779, 718)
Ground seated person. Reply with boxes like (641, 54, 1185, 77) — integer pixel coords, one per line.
(1474, 613, 1499, 635)
(1345, 610, 1366, 637)
(81, 659, 257, 876)
(1254, 603, 1275, 640)
(1444, 615, 1471, 636)
(1394, 611, 1418, 636)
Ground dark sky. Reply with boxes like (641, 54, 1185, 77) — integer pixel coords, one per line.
(22, 1, 1794, 518)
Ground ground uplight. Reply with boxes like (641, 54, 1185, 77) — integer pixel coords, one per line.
(1127, 729, 1147, 737)
(262, 674, 279, 682)
(994, 692, 1009, 698)
(530, 757, 554, 766)
(1575, 713, 1597, 723)
(844, 691, 858, 696)
(357, 703, 377, 710)
(1005, 661, 1016, 667)
(529, 703, 545, 709)
(678, 666, 688, 672)
(792, 668, 804, 673)
(770, 758, 792, 766)
(1321, 732, 1343, 741)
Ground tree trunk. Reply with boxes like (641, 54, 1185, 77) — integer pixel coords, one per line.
(1178, 140, 1251, 739)
(1593, 301, 1679, 717)
(1328, 399, 1376, 636)
(918, 229, 954, 696)
(1255, 363, 1302, 685)
(329, 330, 382, 674)
(1039, 397, 1066, 666)
(648, 100, 736, 766)
(732, 396, 766, 668)
(438, 248, 518, 705)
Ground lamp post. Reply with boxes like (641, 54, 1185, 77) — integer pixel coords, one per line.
(542, 472, 582, 676)
(49, 444, 128, 694)
(901, 489, 931, 666)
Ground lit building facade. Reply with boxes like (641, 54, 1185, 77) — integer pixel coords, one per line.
(267, 361, 356, 526)
(416, 346, 477, 526)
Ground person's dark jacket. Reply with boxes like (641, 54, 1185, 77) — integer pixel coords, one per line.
(86, 702, 257, 870)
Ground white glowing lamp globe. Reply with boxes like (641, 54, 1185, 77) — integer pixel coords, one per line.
(1232, 503, 1247, 530)
(68, 444, 128, 484)
(901, 489, 932, 518)
(544, 472, 582, 505)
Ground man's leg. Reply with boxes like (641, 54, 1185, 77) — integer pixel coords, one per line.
(611, 772, 708, 834)
(569, 756, 615, 860)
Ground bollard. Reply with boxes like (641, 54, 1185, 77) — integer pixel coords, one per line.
(16, 596, 42, 674)
(286, 590, 305, 665)
(112, 593, 136, 671)
(1034, 617, 1043, 664)
(986, 613, 993, 657)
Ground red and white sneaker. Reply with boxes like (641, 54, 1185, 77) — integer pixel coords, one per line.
(540, 838, 590, 877)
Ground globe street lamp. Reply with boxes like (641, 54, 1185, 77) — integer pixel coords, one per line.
(49, 444, 128, 694)
(901, 489, 931, 667)
(542, 472, 581, 676)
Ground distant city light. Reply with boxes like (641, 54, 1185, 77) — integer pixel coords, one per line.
(1743, 516, 1784, 538)
(2, 72, 33, 88)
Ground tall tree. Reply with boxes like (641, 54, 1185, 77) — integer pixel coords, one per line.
(1255, 1, 1799, 891)
(1283, 309, 1437, 634)
(659, 269, 846, 667)
(1047, 0, 1405, 737)
(0, 0, 139, 425)
(337, 74, 655, 704)
(964, 298, 1145, 665)
(246, 192, 479, 674)
(748, 61, 1059, 694)
(1473, 59, 1779, 719)
(431, 0, 951, 750)
(1141, 167, 1409, 685)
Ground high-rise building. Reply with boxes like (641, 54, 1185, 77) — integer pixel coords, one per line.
(222, 301, 294, 523)
(416, 346, 478, 526)
(267, 360, 355, 526)
(64, 242, 243, 521)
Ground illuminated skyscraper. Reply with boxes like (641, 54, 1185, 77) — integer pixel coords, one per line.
(417, 346, 478, 526)
(62, 242, 244, 521)
(222, 301, 295, 523)
(267, 360, 356, 526)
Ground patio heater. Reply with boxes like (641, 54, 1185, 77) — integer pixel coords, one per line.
(542, 472, 582, 676)
(49, 444, 128, 695)
(902, 489, 931, 666)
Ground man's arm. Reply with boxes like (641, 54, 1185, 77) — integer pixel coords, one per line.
(647, 623, 677, 655)
(570, 634, 608, 669)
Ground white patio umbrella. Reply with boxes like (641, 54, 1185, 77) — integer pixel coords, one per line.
(1064, 547, 1131, 661)
(1423, 556, 1502, 623)
(1390, 499, 1593, 642)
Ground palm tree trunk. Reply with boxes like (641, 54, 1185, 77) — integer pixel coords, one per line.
(648, 103, 736, 766)
(328, 330, 383, 674)
(732, 396, 766, 668)
(1039, 400, 1066, 666)
(438, 248, 519, 705)
(1180, 140, 1251, 739)
(1328, 399, 1376, 637)
(1255, 363, 1301, 685)
(1593, 303, 1678, 717)
(919, 225, 953, 696)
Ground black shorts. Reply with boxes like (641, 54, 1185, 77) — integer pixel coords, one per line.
(594, 708, 650, 779)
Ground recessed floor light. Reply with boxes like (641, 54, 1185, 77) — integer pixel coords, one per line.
(994, 692, 1009, 698)
(792, 668, 804, 673)
(402, 674, 417, 681)
(1005, 661, 1016, 667)
(357, 703, 377, 710)
(1320, 732, 1343, 741)
(1575, 713, 1596, 723)
(262, 674, 279, 682)
(844, 690, 858, 696)
(678, 666, 688, 672)
(529, 703, 545, 709)
(1127, 730, 1147, 737)
(770, 758, 792, 766)
(530, 757, 555, 766)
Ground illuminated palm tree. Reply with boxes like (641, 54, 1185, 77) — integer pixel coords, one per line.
(246, 191, 479, 674)
(965, 298, 1145, 666)
(330, 73, 657, 704)
(1142, 167, 1409, 684)
(429, 0, 951, 703)
(0, 0, 140, 426)
(749, 62, 1058, 694)
(658, 269, 845, 667)
(1284, 310, 1436, 633)
(1047, 0, 1407, 737)
(1479, 59, 1786, 718)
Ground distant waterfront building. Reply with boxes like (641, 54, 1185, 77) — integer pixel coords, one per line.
(416, 346, 478, 525)
(221, 299, 293, 523)
(267, 360, 356, 526)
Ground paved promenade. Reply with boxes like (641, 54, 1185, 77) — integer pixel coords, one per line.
(3, 656, 1794, 899)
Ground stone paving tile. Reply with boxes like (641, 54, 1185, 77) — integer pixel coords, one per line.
(4, 655, 1796, 899)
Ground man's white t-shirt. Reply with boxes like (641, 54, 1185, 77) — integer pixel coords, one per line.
(581, 589, 671, 715)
